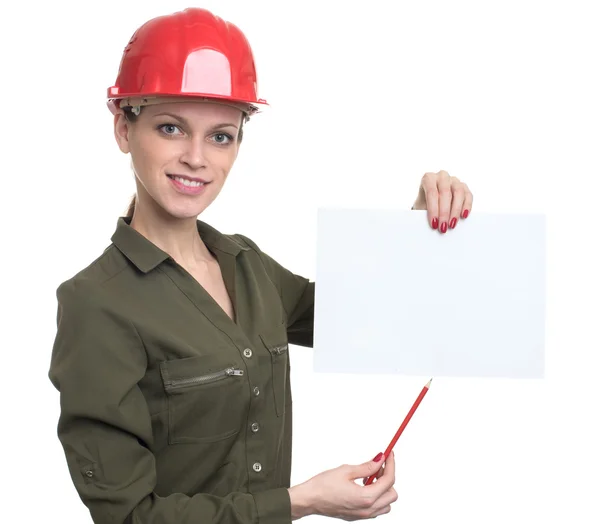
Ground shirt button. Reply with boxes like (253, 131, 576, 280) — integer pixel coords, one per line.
(253, 386, 260, 396)
(251, 422, 260, 433)
(85, 470, 93, 478)
(243, 348, 253, 358)
(253, 462, 262, 472)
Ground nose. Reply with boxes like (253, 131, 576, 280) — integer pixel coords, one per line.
(180, 135, 207, 170)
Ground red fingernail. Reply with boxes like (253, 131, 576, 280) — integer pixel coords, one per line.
(462, 209, 469, 219)
(372, 452, 383, 462)
(441, 222, 448, 233)
(432, 217, 439, 229)
(450, 217, 457, 229)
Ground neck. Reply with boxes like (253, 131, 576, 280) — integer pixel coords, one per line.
(129, 203, 213, 268)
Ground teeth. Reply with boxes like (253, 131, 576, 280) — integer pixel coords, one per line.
(173, 176, 204, 187)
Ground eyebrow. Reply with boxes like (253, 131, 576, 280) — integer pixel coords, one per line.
(153, 112, 239, 130)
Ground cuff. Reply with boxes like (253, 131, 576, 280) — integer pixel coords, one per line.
(253, 487, 291, 524)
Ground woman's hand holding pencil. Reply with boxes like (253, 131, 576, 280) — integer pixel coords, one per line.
(288, 451, 397, 520)
(288, 379, 431, 520)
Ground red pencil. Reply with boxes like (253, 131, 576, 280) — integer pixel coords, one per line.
(364, 378, 432, 486)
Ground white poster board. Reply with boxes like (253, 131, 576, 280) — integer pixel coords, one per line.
(313, 209, 546, 379)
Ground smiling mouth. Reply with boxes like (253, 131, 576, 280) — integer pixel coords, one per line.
(167, 175, 209, 188)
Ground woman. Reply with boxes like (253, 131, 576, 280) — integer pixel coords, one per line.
(48, 7, 473, 523)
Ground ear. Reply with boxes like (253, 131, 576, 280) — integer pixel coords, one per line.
(114, 112, 131, 154)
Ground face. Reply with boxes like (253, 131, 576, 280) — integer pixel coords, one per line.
(114, 101, 243, 220)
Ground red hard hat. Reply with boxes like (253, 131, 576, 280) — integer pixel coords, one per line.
(106, 8, 267, 116)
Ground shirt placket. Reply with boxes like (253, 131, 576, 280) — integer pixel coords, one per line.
(162, 249, 272, 491)
(216, 250, 270, 491)
(239, 341, 270, 491)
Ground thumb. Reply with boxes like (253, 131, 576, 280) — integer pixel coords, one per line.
(348, 452, 385, 479)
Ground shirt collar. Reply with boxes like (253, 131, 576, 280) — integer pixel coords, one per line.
(111, 216, 249, 274)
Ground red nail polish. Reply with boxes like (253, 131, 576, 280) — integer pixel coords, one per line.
(372, 452, 383, 462)
(441, 222, 448, 233)
(462, 209, 469, 219)
(450, 217, 457, 229)
(432, 217, 439, 229)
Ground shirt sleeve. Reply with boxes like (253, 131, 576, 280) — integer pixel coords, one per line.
(235, 234, 314, 348)
(48, 279, 291, 524)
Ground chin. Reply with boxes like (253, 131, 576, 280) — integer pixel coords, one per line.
(163, 202, 209, 220)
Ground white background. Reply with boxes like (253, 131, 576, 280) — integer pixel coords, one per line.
(2, 0, 599, 522)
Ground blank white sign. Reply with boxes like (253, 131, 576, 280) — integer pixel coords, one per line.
(313, 209, 546, 379)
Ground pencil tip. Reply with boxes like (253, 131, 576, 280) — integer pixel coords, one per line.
(426, 378, 433, 388)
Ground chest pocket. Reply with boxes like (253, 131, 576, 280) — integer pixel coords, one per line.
(259, 330, 289, 418)
(160, 354, 247, 444)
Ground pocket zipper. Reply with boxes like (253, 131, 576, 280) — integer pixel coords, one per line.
(165, 367, 244, 391)
(269, 344, 288, 356)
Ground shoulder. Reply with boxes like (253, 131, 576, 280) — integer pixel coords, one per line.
(55, 244, 129, 313)
(228, 233, 261, 253)
(214, 231, 283, 287)
(227, 233, 277, 272)
(196, 219, 266, 256)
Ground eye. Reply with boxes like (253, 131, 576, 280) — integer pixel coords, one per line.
(157, 124, 183, 136)
(211, 133, 233, 145)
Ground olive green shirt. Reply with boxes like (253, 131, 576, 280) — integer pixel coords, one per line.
(48, 216, 315, 524)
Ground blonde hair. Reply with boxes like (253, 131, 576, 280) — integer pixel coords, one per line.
(125, 194, 136, 218)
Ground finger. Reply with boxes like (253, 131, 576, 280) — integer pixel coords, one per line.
(448, 177, 466, 230)
(351, 452, 385, 480)
(363, 467, 382, 486)
(437, 171, 452, 234)
(421, 172, 440, 229)
(384, 450, 395, 479)
(379, 450, 395, 485)
(359, 485, 398, 520)
(461, 183, 473, 219)
(367, 452, 395, 494)
(370, 487, 399, 514)
(370, 505, 392, 518)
